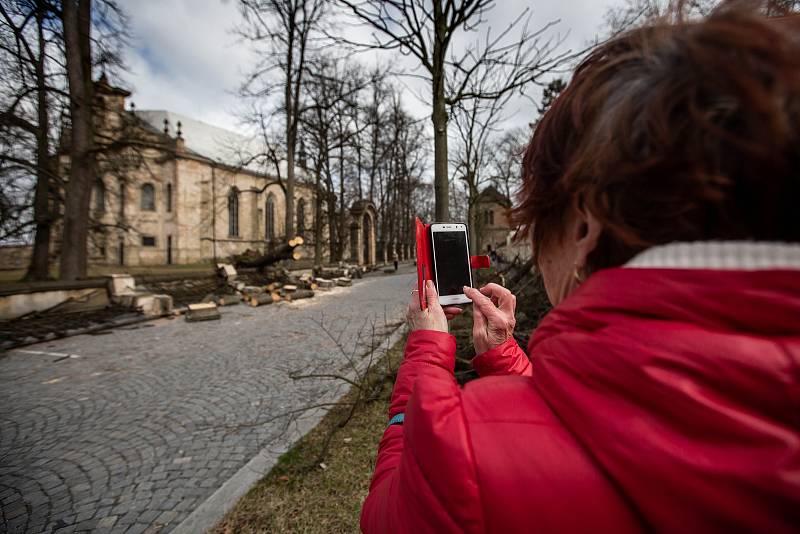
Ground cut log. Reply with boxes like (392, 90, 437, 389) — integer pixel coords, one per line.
(241, 285, 263, 296)
(282, 284, 298, 293)
(249, 292, 280, 307)
(335, 277, 352, 287)
(284, 289, 314, 301)
(217, 294, 241, 306)
(186, 302, 220, 322)
(288, 236, 304, 247)
(264, 282, 280, 292)
(315, 278, 334, 289)
(216, 263, 237, 280)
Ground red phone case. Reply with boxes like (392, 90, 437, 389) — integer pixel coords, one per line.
(415, 217, 491, 309)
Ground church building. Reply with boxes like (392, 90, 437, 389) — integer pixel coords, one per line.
(72, 76, 376, 268)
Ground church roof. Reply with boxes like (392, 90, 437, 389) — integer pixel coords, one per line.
(134, 110, 264, 172)
(476, 185, 512, 207)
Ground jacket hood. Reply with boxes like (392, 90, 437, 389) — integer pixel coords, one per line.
(528, 268, 800, 532)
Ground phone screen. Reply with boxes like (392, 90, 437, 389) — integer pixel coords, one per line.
(432, 230, 471, 297)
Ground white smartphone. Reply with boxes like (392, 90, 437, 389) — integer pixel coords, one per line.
(430, 223, 473, 306)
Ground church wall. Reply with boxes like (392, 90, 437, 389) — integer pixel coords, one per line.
(83, 146, 177, 267)
(475, 199, 513, 252)
(208, 165, 266, 260)
(70, 120, 322, 268)
(174, 158, 213, 264)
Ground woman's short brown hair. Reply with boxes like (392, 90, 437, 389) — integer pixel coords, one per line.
(511, 3, 800, 272)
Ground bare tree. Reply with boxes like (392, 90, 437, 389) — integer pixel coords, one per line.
(238, 0, 325, 239)
(58, 0, 95, 280)
(363, 67, 387, 205)
(381, 93, 428, 259)
(604, 0, 800, 34)
(336, 0, 569, 221)
(300, 55, 358, 262)
(450, 74, 509, 255)
(488, 126, 527, 205)
(0, 1, 66, 279)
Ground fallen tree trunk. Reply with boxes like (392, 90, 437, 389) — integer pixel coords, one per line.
(235, 237, 304, 270)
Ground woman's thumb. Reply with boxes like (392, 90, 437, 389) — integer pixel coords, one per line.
(426, 280, 441, 308)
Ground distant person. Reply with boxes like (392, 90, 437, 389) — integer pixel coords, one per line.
(362, 4, 800, 533)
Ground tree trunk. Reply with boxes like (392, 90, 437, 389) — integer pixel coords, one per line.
(326, 191, 337, 261)
(314, 168, 323, 265)
(26, 8, 53, 280)
(432, 0, 449, 221)
(337, 132, 346, 261)
(60, 0, 94, 281)
(285, 117, 296, 238)
(284, 43, 296, 238)
(468, 200, 480, 256)
(467, 178, 481, 255)
(369, 82, 379, 203)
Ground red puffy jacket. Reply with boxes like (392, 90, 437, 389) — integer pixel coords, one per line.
(361, 268, 800, 533)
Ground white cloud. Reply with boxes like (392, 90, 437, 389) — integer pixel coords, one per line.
(121, 0, 257, 131)
(120, 0, 621, 140)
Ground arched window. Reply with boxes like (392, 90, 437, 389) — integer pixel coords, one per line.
(296, 197, 306, 236)
(265, 193, 276, 241)
(119, 181, 126, 218)
(228, 188, 239, 237)
(166, 183, 173, 212)
(141, 183, 155, 211)
(94, 180, 106, 212)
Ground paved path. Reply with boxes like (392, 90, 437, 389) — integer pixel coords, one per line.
(0, 268, 414, 534)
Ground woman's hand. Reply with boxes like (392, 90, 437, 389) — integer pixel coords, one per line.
(406, 280, 463, 333)
(463, 283, 517, 354)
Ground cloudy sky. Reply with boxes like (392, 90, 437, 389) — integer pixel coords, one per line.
(121, 0, 621, 135)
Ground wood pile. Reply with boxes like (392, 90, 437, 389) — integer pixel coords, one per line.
(237, 275, 323, 307)
(181, 243, 364, 312)
(313, 262, 363, 280)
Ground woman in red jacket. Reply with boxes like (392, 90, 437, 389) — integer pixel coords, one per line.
(361, 4, 800, 533)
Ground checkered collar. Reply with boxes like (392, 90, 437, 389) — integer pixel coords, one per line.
(625, 241, 800, 270)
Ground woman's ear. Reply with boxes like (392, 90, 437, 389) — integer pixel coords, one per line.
(573, 200, 602, 270)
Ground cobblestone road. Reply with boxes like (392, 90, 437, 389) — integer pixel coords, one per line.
(0, 268, 414, 534)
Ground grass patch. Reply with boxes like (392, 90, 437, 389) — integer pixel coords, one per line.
(212, 334, 405, 534)
(0, 261, 219, 285)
